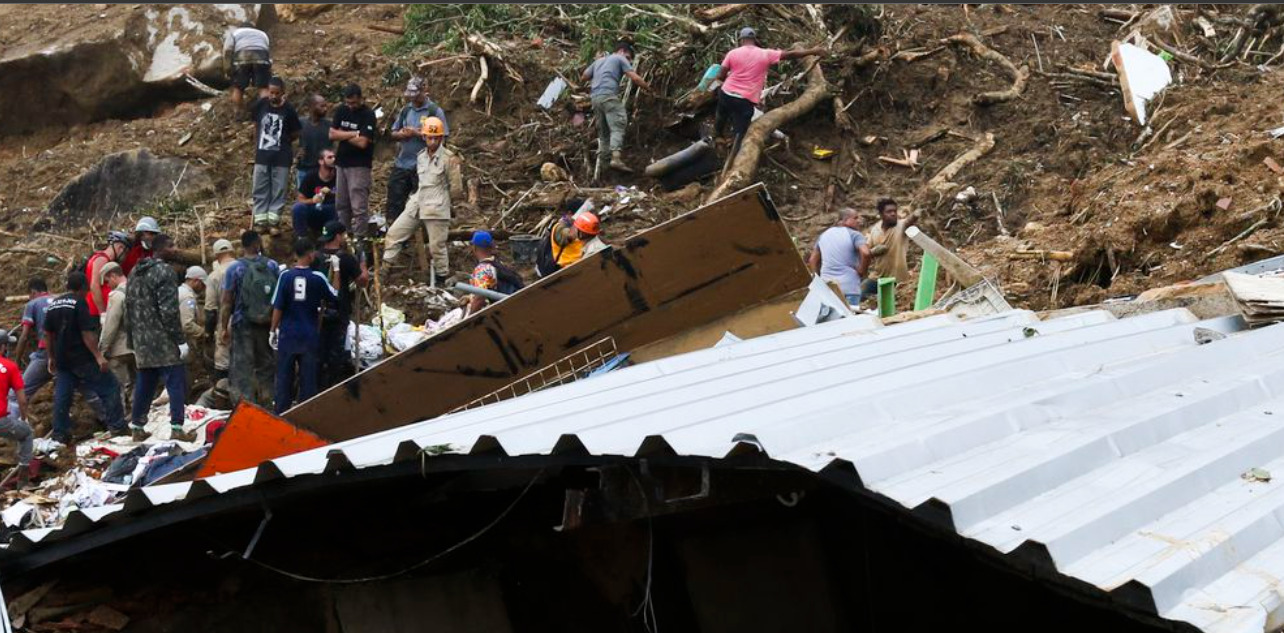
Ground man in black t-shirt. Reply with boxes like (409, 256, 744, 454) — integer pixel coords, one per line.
(43, 272, 126, 443)
(250, 76, 301, 232)
(292, 148, 338, 238)
(311, 221, 369, 388)
(328, 84, 377, 240)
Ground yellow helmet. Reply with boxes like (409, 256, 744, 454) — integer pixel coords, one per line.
(421, 116, 446, 138)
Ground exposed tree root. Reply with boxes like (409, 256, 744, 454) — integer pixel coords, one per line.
(942, 33, 1028, 105)
(927, 131, 996, 195)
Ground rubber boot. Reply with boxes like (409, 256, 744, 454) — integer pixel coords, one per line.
(610, 150, 633, 173)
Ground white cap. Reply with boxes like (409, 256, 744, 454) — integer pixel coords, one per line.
(185, 266, 208, 281)
(212, 239, 234, 255)
(136, 216, 161, 233)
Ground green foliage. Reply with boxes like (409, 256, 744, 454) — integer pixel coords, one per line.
(388, 4, 680, 65)
(145, 197, 194, 224)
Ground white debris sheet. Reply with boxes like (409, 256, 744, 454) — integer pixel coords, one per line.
(1111, 41, 1172, 126)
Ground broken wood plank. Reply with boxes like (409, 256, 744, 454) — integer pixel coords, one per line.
(906, 226, 987, 287)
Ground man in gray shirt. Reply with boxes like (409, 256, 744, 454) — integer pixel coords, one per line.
(222, 22, 271, 108)
(582, 41, 651, 175)
(387, 76, 449, 224)
(808, 207, 873, 306)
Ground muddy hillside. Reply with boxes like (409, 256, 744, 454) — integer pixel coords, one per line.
(1, 3, 1282, 324)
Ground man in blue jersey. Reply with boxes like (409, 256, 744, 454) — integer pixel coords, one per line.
(270, 238, 338, 414)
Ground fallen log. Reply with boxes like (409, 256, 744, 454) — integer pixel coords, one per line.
(942, 33, 1029, 105)
(694, 3, 750, 22)
(706, 51, 831, 203)
(368, 24, 405, 36)
(927, 132, 996, 194)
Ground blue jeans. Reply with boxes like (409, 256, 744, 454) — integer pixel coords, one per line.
(24, 349, 107, 419)
(53, 363, 125, 437)
(132, 365, 187, 428)
(845, 293, 861, 306)
(292, 201, 337, 236)
(275, 345, 319, 414)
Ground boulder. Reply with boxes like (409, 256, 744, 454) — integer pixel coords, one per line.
(0, 4, 265, 136)
(46, 149, 213, 225)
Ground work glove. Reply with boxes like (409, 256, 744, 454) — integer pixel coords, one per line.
(268, 330, 279, 351)
(329, 255, 340, 271)
(204, 309, 218, 338)
(179, 343, 190, 361)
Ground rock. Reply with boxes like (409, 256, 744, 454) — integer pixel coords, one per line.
(0, 4, 263, 136)
(540, 162, 570, 183)
(46, 149, 213, 225)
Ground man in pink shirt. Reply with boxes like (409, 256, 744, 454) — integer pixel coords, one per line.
(714, 27, 825, 157)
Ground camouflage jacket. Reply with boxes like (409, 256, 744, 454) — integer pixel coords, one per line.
(125, 258, 184, 369)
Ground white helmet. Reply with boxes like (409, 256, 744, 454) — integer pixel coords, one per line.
(136, 216, 161, 233)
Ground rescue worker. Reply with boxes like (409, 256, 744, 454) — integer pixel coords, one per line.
(98, 263, 135, 411)
(270, 238, 338, 414)
(582, 41, 651, 174)
(125, 235, 193, 442)
(713, 28, 826, 158)
(382, 116, 463, 285)
(551, 211, 607, 268)
(122, 216, 160, 275)
(0, 329, 32, 490)
(205, 239, 236, 381)
(86, 231, 131, 318)
(466, 230, 524, 314)
(387, 76, 449, 224)
(222, 21, 272, 108)
(221, 231, 279, 407)
(179, 266, 208, 395)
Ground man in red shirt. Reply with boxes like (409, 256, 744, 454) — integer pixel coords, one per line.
(0, 329, 33, 489)
(121, 216, 160, 275)
(85, 231, 132, 318)
(713, 27, 825, 157)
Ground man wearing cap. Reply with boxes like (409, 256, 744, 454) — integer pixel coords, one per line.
(311, 221, 368, 388)
(205, 239, 237, 380)
(0, 329, 33, 489)
(466, 231, 524, 314)
(98, 263, 134, 411)
(714, 28, 826, 157)
(86, 231, 131, 317)
(179, 266, 208, 343)
(330, 84, 377, 240)
(124, 235, 193, 442)
(383, 116, 463, 285)
(292, 148, 338, 239)
(250, 77, 302, 231)
(222, 21, 272, 108)
(122, 216, 160, 276)
(552, 211, 608, 268)
(582, 41, 651, 174)
(388, 77, 449, 224)
(271, 238, 339, 413)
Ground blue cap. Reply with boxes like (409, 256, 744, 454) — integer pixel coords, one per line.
(471, 231, 494, 248)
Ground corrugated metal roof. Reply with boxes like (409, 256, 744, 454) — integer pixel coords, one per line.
(16, 306, 1284, 633)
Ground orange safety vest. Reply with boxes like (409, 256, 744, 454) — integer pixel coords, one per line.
(554, 238, 584, 268)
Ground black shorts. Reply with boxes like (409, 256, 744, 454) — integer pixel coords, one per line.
(715, 90, 755, 139)
(232, 62, 272, 90)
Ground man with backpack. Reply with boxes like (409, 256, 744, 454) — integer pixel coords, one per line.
(220, 231, 279, 407)
(125, 235, 194, 442)
(466, 230, 524, 313)
(387, 76, 448, 225)
(271, 238, 339, 413)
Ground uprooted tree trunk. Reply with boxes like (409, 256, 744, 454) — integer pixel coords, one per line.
(706, 55, 832, 203)
(927, 131, 996, 195)
(943, 33, 1028, 105)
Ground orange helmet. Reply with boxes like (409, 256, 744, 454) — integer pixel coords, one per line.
(421, 116, 446, 138)
(573, 212, 600, 235)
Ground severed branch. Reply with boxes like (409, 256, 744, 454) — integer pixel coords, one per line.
(928, 131, 996, 194)
(694, 4, 750, 23)
(942, 33, 1029, 105)
(470, 56, 489, 103)
(706, 53, 832, 203)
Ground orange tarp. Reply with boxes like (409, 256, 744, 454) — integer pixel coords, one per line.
(195, 401, 330, 479)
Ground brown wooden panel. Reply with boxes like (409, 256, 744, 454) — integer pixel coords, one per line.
(285, 184, 810, 441)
